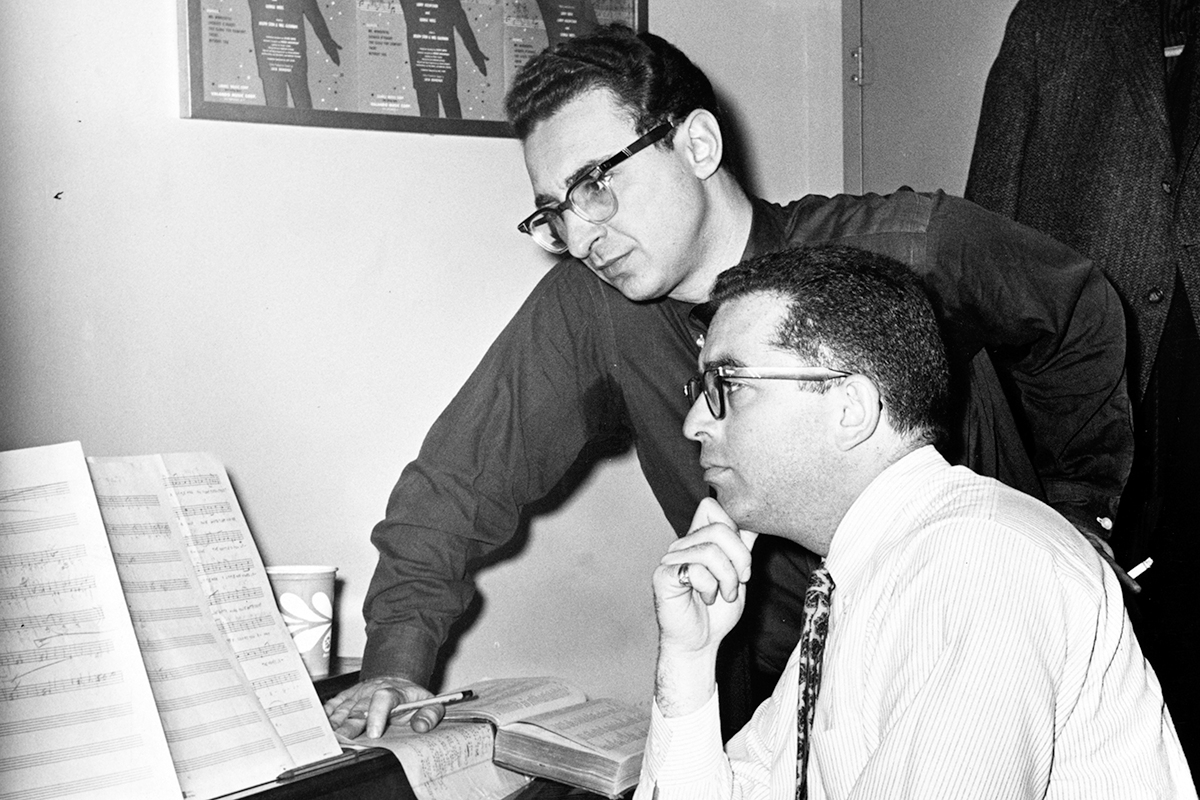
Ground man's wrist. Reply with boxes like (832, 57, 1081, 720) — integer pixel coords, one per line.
(654, 643, 719, 717)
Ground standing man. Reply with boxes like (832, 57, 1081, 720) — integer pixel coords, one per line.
(638, 244, 1192, 799)
(325, 24, 1133, 739)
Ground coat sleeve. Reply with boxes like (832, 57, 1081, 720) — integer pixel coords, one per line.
(925, 194, 1133, 539)
(360, 263, 626, 683)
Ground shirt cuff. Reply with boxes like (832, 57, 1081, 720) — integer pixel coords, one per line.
(639, 690, 730, 794)
(360, 624, 440, 686)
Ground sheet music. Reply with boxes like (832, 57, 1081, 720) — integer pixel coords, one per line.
(347, 722, 533, 800)
(88, 453, 342, 766)
(87, 455, 295, 799)
(0, 442, 181, 800)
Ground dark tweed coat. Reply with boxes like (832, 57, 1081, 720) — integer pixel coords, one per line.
(966, 0, 1200, 400)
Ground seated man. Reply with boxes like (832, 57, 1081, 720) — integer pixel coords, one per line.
(638, 245, 1194, 799)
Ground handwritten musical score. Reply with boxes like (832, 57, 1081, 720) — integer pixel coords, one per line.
(0, 444, 342, 800)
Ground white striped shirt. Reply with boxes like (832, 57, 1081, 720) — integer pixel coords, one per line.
(635, 446, 1196, 800)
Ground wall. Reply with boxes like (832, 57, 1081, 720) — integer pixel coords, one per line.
(0, 1, 843, 705)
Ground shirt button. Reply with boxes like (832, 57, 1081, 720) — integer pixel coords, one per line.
(1148, 288, 1165, 303)
(1163, 181, 1173, 194)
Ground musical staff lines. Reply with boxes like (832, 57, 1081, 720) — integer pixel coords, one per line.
(163, 712, 265, 743)
(0, 641, 114, 668)
(0, 514, 77, 537)
(200, 559, 252, 575)
(104, 522, 170, 537)
(95, 494, 159, 510)
(177, 502, 232, 518)
(234, 642, 288, 662)
(266, 698, 315, 719)
(0, 734, 142, 772)
(120, 579, 192, 594)
(1, 671, 123, 702)
(165, 473, 222, 490)
(129, 606, 203, 624)
(182, 529, 241, 547)
(209, 587, 263, 605)
(0, 576, 95, 602)
(174, 738, 278, 774)
(145, 660, 232, 683)
(0, 482, 70, 504)
(111, 550, 182, 566)
(0, 545, 86, 569)
(0, 703, 131, 738)
(214, 614, 273, 635)
(0, 608, 105, 632)
(137, 633, 217, 653)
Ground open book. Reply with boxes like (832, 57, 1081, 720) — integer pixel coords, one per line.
(0, 442, 343, 800)
(361, 676, 649, 799)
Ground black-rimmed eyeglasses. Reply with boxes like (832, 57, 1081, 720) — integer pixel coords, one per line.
(684, 365, 851, 420)
(517, 122, 676, 254)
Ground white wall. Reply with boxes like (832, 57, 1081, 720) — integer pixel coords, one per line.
(0, 0, 840, 705)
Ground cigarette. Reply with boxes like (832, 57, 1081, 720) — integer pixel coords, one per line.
(1128, 557, 1153, 580)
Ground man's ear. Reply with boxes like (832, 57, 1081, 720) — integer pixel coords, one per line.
(677, 108, 723, 180)
(834, 375, 882, 450)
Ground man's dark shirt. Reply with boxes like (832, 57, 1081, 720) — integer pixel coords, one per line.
(362, 189, 1133, 721)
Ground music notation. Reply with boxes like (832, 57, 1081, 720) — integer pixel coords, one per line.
(130, 607, 204, 624)
(165, 473, 222, 489)
(208, 587, 264, 605)
(95, 494, 160, 509)
(215, 614, 273, 635)
(0, 575, 96, 601)
(183, 529, 242, 547)
(251, 670, 303, 692)
(1, 671, 124, 702)
(0, 544, 87, 569)
(121, 578, 193, 594)
(105, 522, 171, 537)
(235, 642, 289, 662)
(137, 633, 218, 652)
(145, 660, 234, 683)
(0, 607, 106, 632)
(0, 640, 115, 667)
(112, 550, 183, 566)
(200, 558, 253, 575)
(266, 698, 316, 719)
(176, 502, 233, 518)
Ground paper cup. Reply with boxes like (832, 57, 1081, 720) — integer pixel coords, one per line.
(265, 565, 337, 679)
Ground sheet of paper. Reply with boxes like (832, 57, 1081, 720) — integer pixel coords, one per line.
(89, 453, 342, 766)
(519, 699, 648, 756)
(351, 721, 533, 800)
(87, 455, 295, 799)
(0, 442, 182, 800)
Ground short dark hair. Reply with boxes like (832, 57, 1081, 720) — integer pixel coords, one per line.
(710, 245, 951, 445)
(504, 23, 722, 140)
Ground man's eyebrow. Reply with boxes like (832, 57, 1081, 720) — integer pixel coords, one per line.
(533, 160, 606, 209)
(699, 354, 743, 371)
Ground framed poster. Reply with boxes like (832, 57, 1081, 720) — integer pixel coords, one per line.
(179, 0, 647, 137)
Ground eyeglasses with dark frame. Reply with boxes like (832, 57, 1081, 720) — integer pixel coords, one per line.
(517, 122, 676, 254)
(684, 365, 852, 420)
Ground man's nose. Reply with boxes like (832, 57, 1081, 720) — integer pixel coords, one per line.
(562, 210, 605, 260)
(683, 394, 716, 441)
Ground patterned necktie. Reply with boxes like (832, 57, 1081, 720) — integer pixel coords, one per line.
(796, 565, 835, 800)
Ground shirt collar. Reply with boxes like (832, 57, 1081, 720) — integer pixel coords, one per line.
(823, 445, 948, 602)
